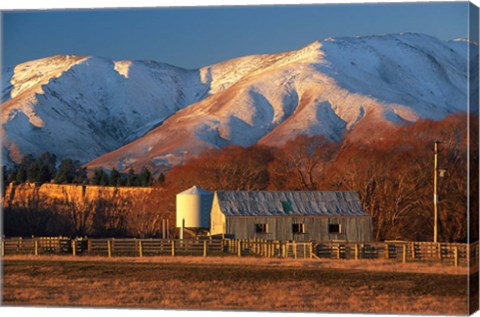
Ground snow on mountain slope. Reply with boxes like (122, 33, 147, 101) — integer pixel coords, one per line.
(316, 34, 468, 118)
(86, 33, 476, 174)
(3, 33, 477, 173)
(1, 55, 86, 103)
(198, 40, 325, 95)
(1, 56, 211, 164)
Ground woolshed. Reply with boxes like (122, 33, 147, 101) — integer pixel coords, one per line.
(209, 190, 372, 242)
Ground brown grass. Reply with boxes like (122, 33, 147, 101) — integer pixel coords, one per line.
(2, 255, 474, 314)
(2, 254, 473, 274)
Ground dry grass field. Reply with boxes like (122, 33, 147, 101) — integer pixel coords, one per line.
(2, 255, 476, 315)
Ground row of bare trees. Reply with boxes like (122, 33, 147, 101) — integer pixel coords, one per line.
(328, 114, 476, 242)
(3, 187, 174, 238)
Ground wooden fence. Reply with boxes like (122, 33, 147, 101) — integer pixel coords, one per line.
(0, 237, 226, 258)
(224, 239, 313, 259)
(1, 237, 478, 267)
(313, 240, 479, 267)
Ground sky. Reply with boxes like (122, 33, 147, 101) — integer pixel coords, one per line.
(1, 2, 471, 69)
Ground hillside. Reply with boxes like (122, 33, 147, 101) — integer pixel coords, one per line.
(87, 34, 476, 173)
(1, 55, 210, 165)
(2, 33, 478, 173)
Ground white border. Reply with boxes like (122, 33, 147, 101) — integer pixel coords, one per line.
(0, 1, 478, 317)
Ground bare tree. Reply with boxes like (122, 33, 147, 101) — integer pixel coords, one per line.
(269, 135, 338, 190)
(61, 193, 96, 236)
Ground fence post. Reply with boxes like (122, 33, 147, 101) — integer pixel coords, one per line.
(411, 242, 415, 259)
(402, 244, 407, 264)
(72, 240, 76, 257)
(107, 240, 112, 258)
(87, 239, 92, 255)
(238, 240, 242, 257)
(166, 219, 169, 239)
(203, 240, 207, 257)
(454, 246, 459, 267)
(309, 242, 313, 259)
(354, 244, 359, 260)
(437, 243, 441, 260)
(171, 240, 175, 257)
(162, 219, 166, 239)
(282, 242, 287, 258)
(138, 240, 143, 257)
(385, 244, 389, 259)
(293, 241, 297, 259)
(1, 239, 5, 257)
(466, 243, 470, 266)
(336, 244, 340, 260)
(34, 240, 39, 256)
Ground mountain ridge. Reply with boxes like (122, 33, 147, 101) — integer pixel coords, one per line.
(2, 33, 478, 173)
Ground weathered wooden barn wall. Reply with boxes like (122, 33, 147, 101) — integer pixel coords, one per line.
(210, 190, 373, 241)
(224, 216, 373, 242)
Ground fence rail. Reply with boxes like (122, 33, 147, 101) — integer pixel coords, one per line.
(1, 237, 478, 267)
(312, 240, 478, 267)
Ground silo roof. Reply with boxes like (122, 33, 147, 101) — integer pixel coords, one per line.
(215, 191, 368, 217)
(177, 185, 213, 195)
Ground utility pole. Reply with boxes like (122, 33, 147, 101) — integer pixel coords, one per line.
(433, 140, 439, 243)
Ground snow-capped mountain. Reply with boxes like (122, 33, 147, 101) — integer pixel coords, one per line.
(2, 33, 478, 173)
(1, 55, 210, 165)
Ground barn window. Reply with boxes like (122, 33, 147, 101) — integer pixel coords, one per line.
(292, 223, 304, 234)
(255, 223, 268, 233)
(281, 201, 292, 213)
(329, 224, 341, 234)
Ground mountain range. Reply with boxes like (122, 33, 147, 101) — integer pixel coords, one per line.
(2, 33, 478, 174)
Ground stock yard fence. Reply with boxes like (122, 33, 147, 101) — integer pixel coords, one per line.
(1, 236, 478, 267)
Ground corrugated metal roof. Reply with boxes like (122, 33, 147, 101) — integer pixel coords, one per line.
(177, 185, 213, 196)
(215, 191, 368, 217)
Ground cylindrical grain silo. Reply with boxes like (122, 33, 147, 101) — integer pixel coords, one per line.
(176, 185, 213, 229)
